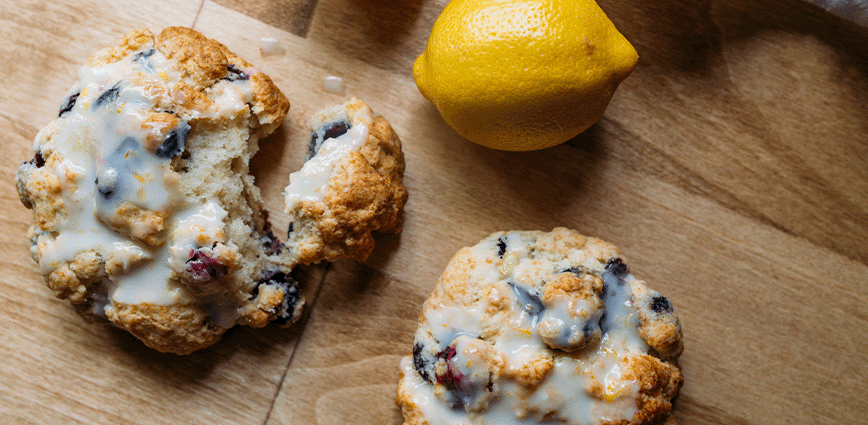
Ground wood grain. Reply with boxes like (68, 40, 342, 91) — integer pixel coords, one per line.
(1, 0, 866, 424)
(211, 0, 318, 37)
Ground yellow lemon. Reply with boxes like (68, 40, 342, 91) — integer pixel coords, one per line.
(414, 0, 638, 151)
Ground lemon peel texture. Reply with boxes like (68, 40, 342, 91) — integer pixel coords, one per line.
(414, 0, 638, 151)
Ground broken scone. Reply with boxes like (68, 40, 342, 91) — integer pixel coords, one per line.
(15, 28, 406, 354)
(397, 228, 683, 424)
(284, 98, 407, 265)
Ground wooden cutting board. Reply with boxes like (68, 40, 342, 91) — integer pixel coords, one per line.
(1, 0, 866, 423)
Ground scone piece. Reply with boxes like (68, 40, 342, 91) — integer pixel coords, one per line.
(16, 27, 300, 354)
(284, 98, 407, 265)
(397, 228, 683, 424)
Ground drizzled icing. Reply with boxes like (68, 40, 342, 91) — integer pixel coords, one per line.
(33, 44, 251, 308)
(403, 232, 662, 425)
(283, 103, 373, 210)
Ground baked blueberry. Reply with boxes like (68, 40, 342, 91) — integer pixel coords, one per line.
(508, 281, 544, 317)
(30, 152, 45, 168)
(225, 63, 250, 81)
(94, 82, 121, 107)
(256, 270, 301, 325)
(154, 121, 190, 159)
(58, 91, 80, 117)
(496, 236, 507, 258)
(185, 248, 228, 283)
(307, 120, 350, 159)
(650, 296, 673, 314)
(413, 342, 432, 382)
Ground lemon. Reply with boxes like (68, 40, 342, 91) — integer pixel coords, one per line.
(414, 0, 638, 151)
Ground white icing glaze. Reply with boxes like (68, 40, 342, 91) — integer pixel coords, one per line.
(259, 37, 286, 56)
(112, 201, 227, 305)
(206, 80, 254, 118)
(321, 75, 346, 95)
(424, 305, 485, 343)
(537, 295, 602, 350)
(402, 235, 654, 425)
(401, 357, 471, 424)
(284, 105, 372, 210)
(34, 45, 249, 307)
(170, 201, 228, 254)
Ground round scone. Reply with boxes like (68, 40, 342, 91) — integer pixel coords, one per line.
(397, 228, 683, 424)
(15, 27, 300, 354)
(284, 98, 407, 264)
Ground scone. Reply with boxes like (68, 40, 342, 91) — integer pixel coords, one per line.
(15, 27, 299, 355)
(284, 98, 407, 264)
(397, 228, 683, 424)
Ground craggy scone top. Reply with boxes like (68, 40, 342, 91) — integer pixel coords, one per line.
(398, 228, 683, 424)
(15, 27, 297, 354)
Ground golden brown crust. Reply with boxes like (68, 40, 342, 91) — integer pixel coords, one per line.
(45, 250, 103, 303)
(17, 148, 66, 231)
(543, 272, 604, 303)
(622, 356, 684, 424)
(87, 28, 155, 67)
(104, 202, 167, 247)
(105, 302, 225, 355)
(89, 26, 290, 134)
(289, 101, 407, 265)
(634, 287, 684, 361)
(502, 351, 553, 388)
(141, 112, 183, 152)
(249, 72, 290, 134)
(235, 281, 303, 328)
(156, 27, 228, 91)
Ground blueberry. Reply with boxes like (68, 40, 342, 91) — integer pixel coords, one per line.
(323, 121, 349, 141)
(255, 269, 301, 325)
(133, 48, 155, 72)
(185, 248, 227, 283)
(599, 259, 632, 336)
(96, 180, 115, 200)
(650, 296, 673, 314)
(94, 82, 121, 107)
(95, 168, 119, 201)
(435, 344, 460, 387)
(605, 257, 629, 277)
(30, 152, 45, 168)
(306, 136, 318, 159)
(433, 338, 495, 410)
(413, 342, 432, 382)
(58, 92, 80, 117)
(439, 344, 457, 362)
(114, 137, 139, 157)
(225, 64, 250, 81)
(560, 267, 583, 275)
(155, 121, 190, 159)
(307, 120, 350, 159)
(496, 236, 507, 258)
(287, 221, 294, 236)
(598, 309, 609, 335)
(133, 48, 155, 61)
(256, 210, 283, 254)
(260, 227, 283, 255)
(508, 281, 544, 317)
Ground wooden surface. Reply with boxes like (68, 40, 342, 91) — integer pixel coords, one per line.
(1, 0, 867, 424)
